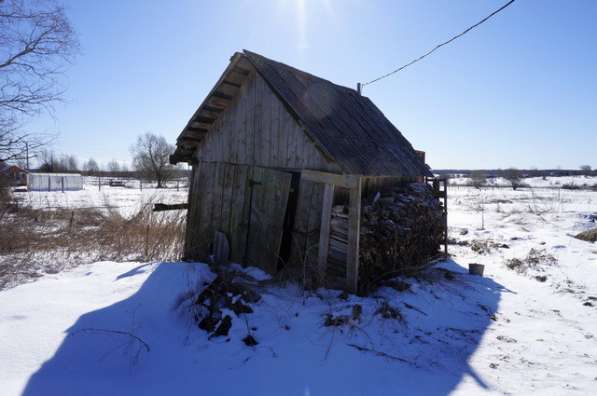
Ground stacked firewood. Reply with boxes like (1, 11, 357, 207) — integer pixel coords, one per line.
(328, 183, 445, 293)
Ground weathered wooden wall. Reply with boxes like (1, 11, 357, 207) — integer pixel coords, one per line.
(193, 69, 340, 173)
(185, 66, 344, 274)
(185, 161, 292, 273)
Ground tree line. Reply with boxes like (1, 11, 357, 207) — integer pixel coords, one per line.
(28, 132, 188, 187)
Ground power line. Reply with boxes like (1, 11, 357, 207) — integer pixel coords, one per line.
(361, 0, 516, 88)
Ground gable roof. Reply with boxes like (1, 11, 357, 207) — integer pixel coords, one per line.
(172, 50, 432, 177)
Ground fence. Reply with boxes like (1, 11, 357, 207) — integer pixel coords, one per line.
(27, 173, 83, 192)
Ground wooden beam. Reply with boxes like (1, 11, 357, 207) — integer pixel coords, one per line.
(179, 136, 202, 143)
(346, 177, 362, 293)
(194, 115, 216, 124)
(186, 126, 208, 133)
(153, 203, 189, 212)
(202, 105, 224, 113)
(232, 66, 250, 76)
(301, 170, 359, 189)
(221, 80, 241, 88)
(317, 183, 335, 282)
(443, 178, 448, 257)
(211, 91, 234, 101)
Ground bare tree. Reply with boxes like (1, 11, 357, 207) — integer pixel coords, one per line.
(66, 154, 78, 172)
(504, 167, 522, 190)
(37, 148, 56, 171)
(580, 165, 592, 174)
(470, 170, 487, 189)
(0, 0, 78, 162)
(130, 132, 175, 188)
(37, 150, 77, 172)
(106, 159, 120, 175)
(82, 157, 99, 175)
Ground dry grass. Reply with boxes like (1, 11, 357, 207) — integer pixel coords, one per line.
(575, 228, 597, 243)
(0, 200, 186, 289)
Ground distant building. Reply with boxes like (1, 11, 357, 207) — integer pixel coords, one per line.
(27, 173, 83, 192)
(0, 161, 28, 186)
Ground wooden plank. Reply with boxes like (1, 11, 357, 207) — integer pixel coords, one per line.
(443, 178, 448, 257)
(211, 162, 225, 236)
(263, 82, 273, 167)
(200, 162, 220, 258)
(194, 115, 216, 124)
(288, 179, 314, 268)
(317, 183, 334, 280)
(153, 203, 188, 212)
(253, 75, 264, 166)
(246, 72, 256, 164)
(202, 105, 224, 113)
(221, 163, 235, 238)
(184, 127, 208, 134)
(229, 164, 250, 262)
(211, 91, 234, 101)
(244, 166, 293, 273)
(244, 166, 262, 266)
(221, 80, 242, 88)
(301, 169, 359, 188)
(193, 161, 213, 259)
(306, 182, 323, 275)
(183, 165, 198, 259)
(252, 166, 292, 273)
(346, 177, 362, 293)
(232, 65, 251, 76)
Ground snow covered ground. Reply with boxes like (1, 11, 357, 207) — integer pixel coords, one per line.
(12, 183, 188, 216)
(1, 178, 597, 395)
(448, 175, 597, 189)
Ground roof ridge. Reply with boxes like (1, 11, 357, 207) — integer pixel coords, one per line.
(242, 50, 360, 95)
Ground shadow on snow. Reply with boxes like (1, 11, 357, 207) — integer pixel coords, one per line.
(22, 259, 506, 396)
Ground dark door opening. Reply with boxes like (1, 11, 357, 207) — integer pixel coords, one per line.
(278, 172, 301, 270)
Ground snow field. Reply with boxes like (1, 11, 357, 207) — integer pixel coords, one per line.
(1, 177, 596, 395)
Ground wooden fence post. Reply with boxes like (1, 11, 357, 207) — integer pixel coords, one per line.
(317, 183, 335, 283)
(346, 177, 362, 293)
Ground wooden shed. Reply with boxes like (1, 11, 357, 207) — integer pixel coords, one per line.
(171, 50, 443, 292)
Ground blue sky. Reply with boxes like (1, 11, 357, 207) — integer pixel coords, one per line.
(29, 0, 597, 169)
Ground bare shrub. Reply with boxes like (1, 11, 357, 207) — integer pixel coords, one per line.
(0, 181, 11, 216)
(470, 170, 487, 188)
(504, 168, 522, 190)
(0, 201, 186, 289)
(561, 183, 582, 190)
(470, 240, 492, 255)
(505, 249, 557, 275)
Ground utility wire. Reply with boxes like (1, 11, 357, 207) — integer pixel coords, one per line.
(361, 0, 516, 87)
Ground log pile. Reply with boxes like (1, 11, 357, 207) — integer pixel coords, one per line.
(328, 182, 445, 293)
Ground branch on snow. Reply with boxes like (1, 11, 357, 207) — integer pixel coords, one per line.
(71, 328, 151, 353)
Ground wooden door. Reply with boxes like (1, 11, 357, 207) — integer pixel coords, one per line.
(185, 162, 292, 274)
(244, 167, 292, 273)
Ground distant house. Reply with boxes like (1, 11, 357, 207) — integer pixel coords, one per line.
(171, 50, 440, 292)
(27, 173, 83, 192)
(0, 161, 28, 186)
